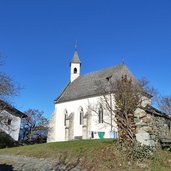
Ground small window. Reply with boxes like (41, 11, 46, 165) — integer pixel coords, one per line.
(64, 110, 68, 126)
(74, 68, 77, 74)
(80, 108, 84, 125)
(99, 105, 103, 123)
(8, 119, 12, 125)
(106, 75, 112, 81)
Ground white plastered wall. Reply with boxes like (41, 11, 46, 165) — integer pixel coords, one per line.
(48, 95, 118, 142)
(70, 63, 80, 82)
(0, 110, 21, 141)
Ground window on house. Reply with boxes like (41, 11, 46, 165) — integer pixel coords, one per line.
(99, 105, 103, 123)
(74, 68, 77, 74)
(106, 75, 112, 82)
(8, 119, 12, 125)
(80, 108, 84, 125)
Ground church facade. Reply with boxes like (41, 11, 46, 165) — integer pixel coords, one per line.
(48, 50, 147, 142)
(47, 50, 171, 145)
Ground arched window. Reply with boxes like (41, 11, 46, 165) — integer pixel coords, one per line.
(64, 110, 68, 126)
(80, 107, 84, 125)
(74, 68, 77, 74)
(98, 104, 103, 123)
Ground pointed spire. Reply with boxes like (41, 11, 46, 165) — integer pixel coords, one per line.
(70, 50, 81, 64)
(70, 42, 81, 66)
(70, 45, 81, 82)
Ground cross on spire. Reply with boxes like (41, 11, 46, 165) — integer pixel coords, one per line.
(75, 40, 78, 50)
(122, 56, 125, 64)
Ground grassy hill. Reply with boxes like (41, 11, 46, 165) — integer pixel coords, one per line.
(0, 139, 171, 171)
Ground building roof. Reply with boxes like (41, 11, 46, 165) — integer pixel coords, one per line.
(70, 50, 81, 64)
(142, 104, 171, 120)
(0, 100, 27, 118)
(55, 64, 136, 103)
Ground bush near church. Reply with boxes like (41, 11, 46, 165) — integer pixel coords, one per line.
(0, 131, 18, 149)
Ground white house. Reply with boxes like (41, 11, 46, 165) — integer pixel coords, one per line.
(0, 100, 27, 141)
(47, 50, 152, 143)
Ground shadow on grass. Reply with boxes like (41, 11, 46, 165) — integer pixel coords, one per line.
(0, 164, 13, 171)
(101, 139, 118, 144)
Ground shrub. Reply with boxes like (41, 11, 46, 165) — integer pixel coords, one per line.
(131, 142, 155, 161)
(0, 131, 16, 149)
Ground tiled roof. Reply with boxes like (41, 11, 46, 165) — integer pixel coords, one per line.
(70, 50, 81, 64)
(55, 64, 136, 103)
(142, 104, 171, 119)
(0, 100, 27, 118)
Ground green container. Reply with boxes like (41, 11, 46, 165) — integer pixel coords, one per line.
(98, 132, 105, 139)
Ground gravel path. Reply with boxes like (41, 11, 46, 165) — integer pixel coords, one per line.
(0, 155, 82, 171)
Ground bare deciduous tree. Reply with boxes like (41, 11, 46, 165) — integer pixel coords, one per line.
(0, 56, 20, 132)
(158, 96, 171, 115)
(88, 75, 148, 147)
(138, 77, 158, 103)
(0, 73, 19, 98)
(87, 76, 117, 132)
(114, 75, 143, 146)
(139, 77, 171, 116)
(20, 109, 48, 143)
(0, 55, 20, 99)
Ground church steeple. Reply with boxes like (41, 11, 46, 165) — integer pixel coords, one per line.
(70, 50, 81, 65)
(70, 50, 81, 82)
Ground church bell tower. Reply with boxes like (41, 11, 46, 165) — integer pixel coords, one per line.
(70, 50, 81, 82)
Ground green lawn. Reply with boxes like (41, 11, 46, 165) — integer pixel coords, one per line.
(0, 139, 171, 171)
(0, 139, 114, 158)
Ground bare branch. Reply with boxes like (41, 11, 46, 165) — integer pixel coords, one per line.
(20, 109, 49, 143)
(157, 96, 171, 115)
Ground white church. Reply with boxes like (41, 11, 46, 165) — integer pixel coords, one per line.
(47, 50, 150, 143)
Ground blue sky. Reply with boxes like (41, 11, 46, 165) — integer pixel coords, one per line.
(0, 0, 171, 118)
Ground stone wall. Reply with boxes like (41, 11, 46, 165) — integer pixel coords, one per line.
(134, 107, 171, 146)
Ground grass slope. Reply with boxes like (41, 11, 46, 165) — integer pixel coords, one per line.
(0, 139, 114, 158)
(0, 139, 171, 171)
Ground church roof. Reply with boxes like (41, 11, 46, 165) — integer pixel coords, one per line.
(70, 50, 81, 64)
(55, 64, 136, 104)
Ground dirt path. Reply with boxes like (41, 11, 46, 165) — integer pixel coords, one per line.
(0, 155, 82, 171)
